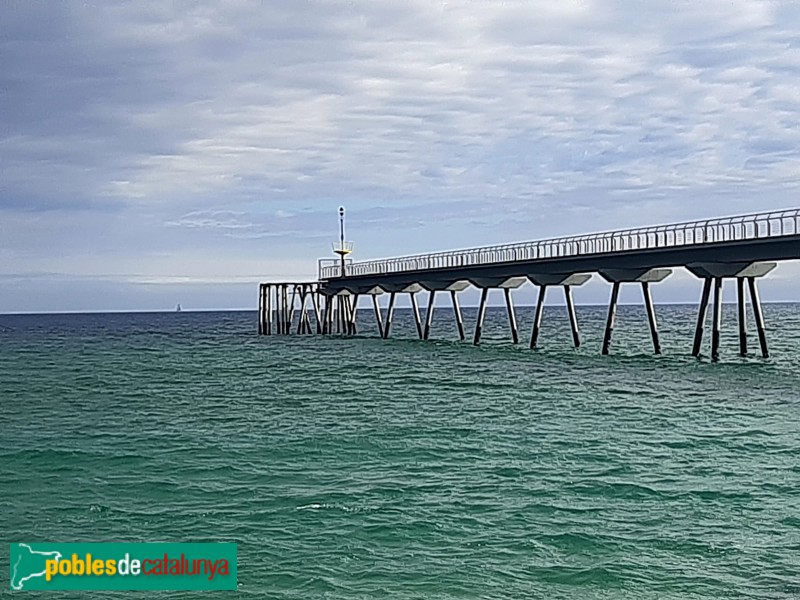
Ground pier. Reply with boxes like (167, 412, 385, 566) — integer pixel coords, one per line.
(258, 208, 800, 360)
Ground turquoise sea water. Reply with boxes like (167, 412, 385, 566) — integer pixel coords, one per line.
(2, 305, 799, 599)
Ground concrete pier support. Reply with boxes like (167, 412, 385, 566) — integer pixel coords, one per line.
(423, 290, 436, 340)
(451, 291, 465, 341)
(597, 268, 670, 355)
(504, 288, 519, 344)
(737, 277, 747, 356)
(642, 282, 661, 354)
(383, 292, 397, 339)
(311, 288, 322, 334)
(711, 277, 723, 362)
(283, 285, 291, 335)
(473, 287, 489, 345)
(258, 284, 265, 335)
(525, 274, 590, 349)
(602, 282, 620, 355)
(372, 294, 384, 337)
(347, 294, 359, 335)
(410, 292, 424, 339)
(322, 294, 330, 335)
(267, 285, 274, 335)
(692, 279, 713, 357)
(530, 285, 547, 349)
(276, 285, 283, 334)
(687, 262, 775, 359)
(287, 285, 298, 331)
(564, 285, 581, 348)
(296, 286, 308, 334)
(749, 277, 769, 358)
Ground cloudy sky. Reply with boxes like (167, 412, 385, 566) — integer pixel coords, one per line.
(2, 0, 799, 312)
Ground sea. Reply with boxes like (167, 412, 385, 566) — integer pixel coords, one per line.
(1, 304, 799, 599)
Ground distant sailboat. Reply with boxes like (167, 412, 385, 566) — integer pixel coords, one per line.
(176, 304, 182, 313)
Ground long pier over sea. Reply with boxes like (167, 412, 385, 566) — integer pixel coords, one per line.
(258, 208, 800, 361)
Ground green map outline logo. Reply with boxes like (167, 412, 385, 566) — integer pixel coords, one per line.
(10, 544, 63, 590)
(9, 542, 237, 591)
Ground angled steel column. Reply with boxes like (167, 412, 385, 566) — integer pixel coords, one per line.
(325, 294, 333, 335)
(423, 290, 436, 340)
(451, 290, 465, 341)
(301, 306, 311, 334)
(284, 284, 291, 335)
(311, 287, 322, 334)
(737, 277, 747, 356)
(692, 278, 713, 357)
(287, 285, 298, 332)
(602, 281, 620, 355)
(266, 284, 273, 335)
(748, 276, 769, 358)
(383, 292, 397, 339)
(281, 284, 289, 335)
(711, 277, 723, 361)
(372, 294, 384, 337)
(296, 285, 308, 334)
(276, 285, 281, 334)
(530, 285, 547, 349)
(348, 294, 359, 335)
(410, 292, 423, 339)
(504, 288, 519, 344)
(564, 285, 581, 348)
(258, 284, 265, 335)
(335, 296, 341, 334)
(473, 287, 490, 345)
(642, 282, 661, 354)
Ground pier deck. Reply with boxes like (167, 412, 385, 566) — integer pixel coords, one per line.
(259, 208, 800, 360)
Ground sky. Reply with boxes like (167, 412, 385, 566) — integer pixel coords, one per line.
(1, 0, 800, 312)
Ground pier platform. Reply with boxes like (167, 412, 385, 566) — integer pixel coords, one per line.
(259, 208, 800, 360)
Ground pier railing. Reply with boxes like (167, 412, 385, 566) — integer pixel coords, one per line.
(319, 208, 800, 280)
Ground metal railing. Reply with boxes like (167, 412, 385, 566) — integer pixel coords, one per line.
(319, 208, 800, 280)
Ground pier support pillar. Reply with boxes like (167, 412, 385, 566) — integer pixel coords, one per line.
(410, 292, 424, 339)
(451, 290, 465, 341)
(473, 287, 489, 345)
(597, 268, 670, 355)
(564, 285, 581, 348)
(372, 294, 384, 337)
(283, 284, 291, 335)
(749, 277, 769, 358)
(258, 284, 265, 335)
(296, 286, 309, 334)
(383, 292, 397, 339)
(711, 277, 723, 362)
(268, 285, 275, 335)
(423, 290, 436, 340)
(288, 285, 298, 332)
(602, 282, 620, 355)
(504, 288, 519, 344)
(692, 278, 713, 357)
(642, 282, 661, 354)
(351, 294, 360, 335)
(276, 285, 282, 334)
(336, 296, 343, 334)
(737, 278, 747, 356)
(311, 287, 322, 334)
(530, 285, 547, 349)
(322, 295, 330, 335)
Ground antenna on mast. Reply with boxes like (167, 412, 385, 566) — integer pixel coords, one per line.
(332, 206, 353, 277)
